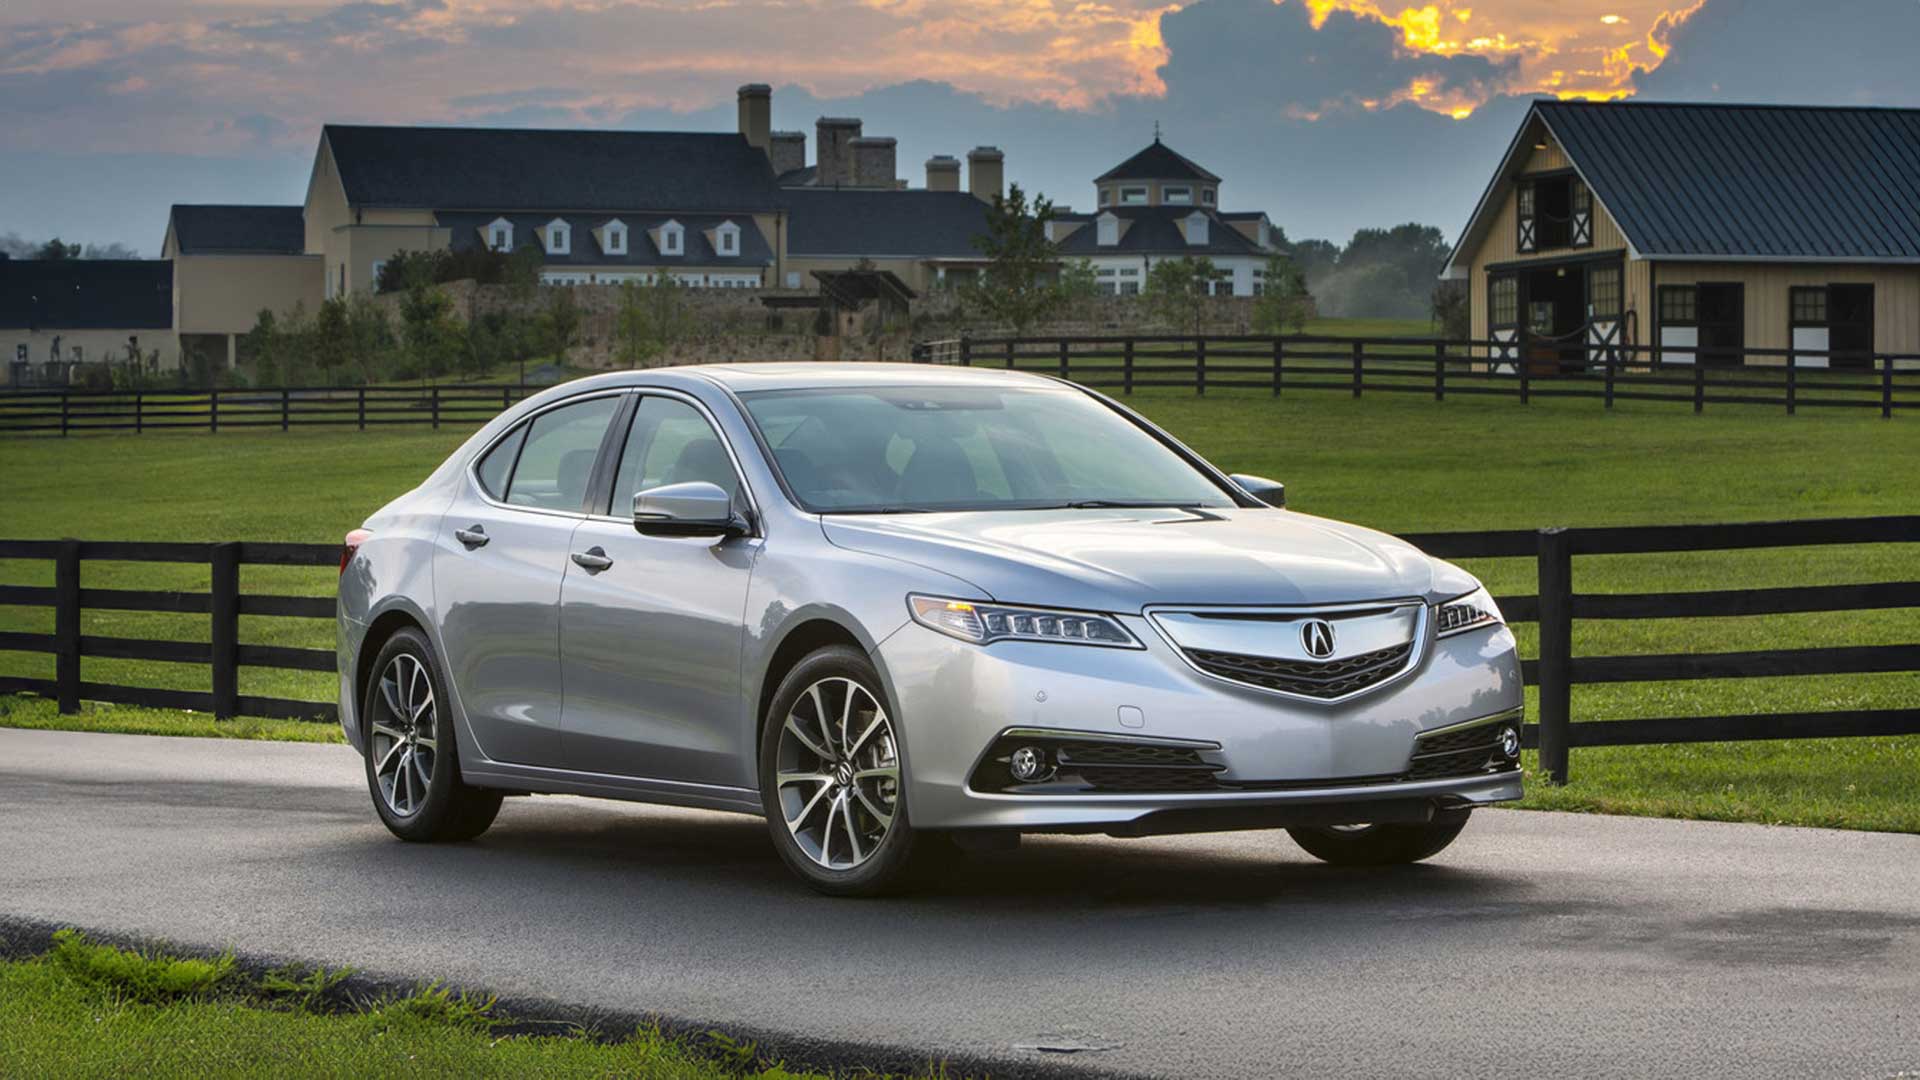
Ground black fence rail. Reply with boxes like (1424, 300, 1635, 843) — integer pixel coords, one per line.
(916, 334, 1920, 418)
(2, 516, 1916, 781)
(0, 384, 539, 436)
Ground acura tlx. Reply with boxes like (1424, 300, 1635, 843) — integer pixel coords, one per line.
(336, 363, 1522, 895)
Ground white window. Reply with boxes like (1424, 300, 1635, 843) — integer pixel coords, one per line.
(1119, 281, 1140, 296)
(657, 220, 684, 256)
(1163, 186, 1192, 205)
(785, 271, 801, 288)
(544, 218, 570, 256)
(1120, 186, 1148, 205)
(1096, 267, 1116, 277)
(1185, 211, 1209, 247)
(1096, 212, 1119, 247)
(1099, 188, 1113, 206)
(1201, 188, 1216, 206)
(486, 217, 513, 252)
(715, 220, 741, 257)
(602, 219, 627, 255)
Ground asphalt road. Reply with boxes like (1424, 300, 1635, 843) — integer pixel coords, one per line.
(3, 727, 1917, 1079)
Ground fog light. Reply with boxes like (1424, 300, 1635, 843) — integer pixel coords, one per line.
(1499, 726, 1522, 761)
(1009, 745, 1052, 782)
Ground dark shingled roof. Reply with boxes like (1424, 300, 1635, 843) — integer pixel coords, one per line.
(1056, 207, 1267, 257)
(781, 189, 992, 258)
(0, 260, 173, 330)
(439, 212, 773, 267)
(169, 205, 306, 255)
(1095, 139, 1220, 183)
(1450, 101, 1920, 273)
(323, 125, 782, 214)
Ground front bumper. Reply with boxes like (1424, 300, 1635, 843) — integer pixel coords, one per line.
(876, 613, 1525, 833)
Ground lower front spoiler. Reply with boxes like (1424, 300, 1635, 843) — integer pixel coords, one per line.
(938, 770, 1522, 837)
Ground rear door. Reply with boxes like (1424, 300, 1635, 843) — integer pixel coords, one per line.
(434, 391, 626, 768)
(559, 391, 761, 787)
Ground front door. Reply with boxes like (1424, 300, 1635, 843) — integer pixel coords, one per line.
(1697, 283, 1744, 366)
(560, 393, 760, 787)
(433, 392, 624, 768)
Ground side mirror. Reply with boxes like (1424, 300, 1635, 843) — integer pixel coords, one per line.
(1229, 473, 1286, 509)
(632, 481, 750, 537)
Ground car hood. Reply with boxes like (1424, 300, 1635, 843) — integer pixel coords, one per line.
(821, 507, 1444, 612)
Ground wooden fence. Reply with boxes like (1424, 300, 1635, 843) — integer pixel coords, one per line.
(0, 384, 539, 436)
(1, 517, 1915, 781)
(916, 335, 1920, 418)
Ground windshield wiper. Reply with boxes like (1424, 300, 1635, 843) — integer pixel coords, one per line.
(1054, 500, 1211, 510)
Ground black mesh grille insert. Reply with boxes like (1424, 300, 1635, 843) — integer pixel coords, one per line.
(1407, 722, 1508, 781)
(1183, 641, 1414, 699)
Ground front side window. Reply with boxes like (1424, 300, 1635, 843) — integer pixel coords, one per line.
(502, 395, 621, 512)
(612, 396, 740, 508)
(740, 385, 1235, 514)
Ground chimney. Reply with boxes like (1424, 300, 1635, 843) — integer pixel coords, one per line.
(925, 155, 960, 192)
(849, 136, 897, 187)
(736, 83, 771, 155)
(967, 146, 1004, 203)
(769, 131, 806, 178)
(815, 117, 862, 187)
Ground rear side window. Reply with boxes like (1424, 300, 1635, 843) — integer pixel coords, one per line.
(611, 396, 740, 507)
(503, 396, 621, 512)
(473, 424, 525, 499)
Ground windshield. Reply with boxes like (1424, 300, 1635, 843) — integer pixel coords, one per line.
(739, 384, 1238, 513)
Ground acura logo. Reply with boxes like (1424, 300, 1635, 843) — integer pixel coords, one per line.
(1300, 618, 1337, 659)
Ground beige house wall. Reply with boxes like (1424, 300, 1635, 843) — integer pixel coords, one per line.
(174, 254, 324, 334)
(329, 226, 452, 297)
(1652, 262, 1920, 359)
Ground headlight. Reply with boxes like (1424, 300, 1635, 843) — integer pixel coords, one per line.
(1435, 585, 1503, 637)
(907, 595, 1141, 648)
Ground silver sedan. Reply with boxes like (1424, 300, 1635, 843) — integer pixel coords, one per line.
(337, 363, 1523, 895)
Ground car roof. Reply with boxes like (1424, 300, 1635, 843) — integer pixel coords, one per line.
(686, 362, 1060, 392)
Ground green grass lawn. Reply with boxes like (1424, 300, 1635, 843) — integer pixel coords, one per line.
(0, 930, 919, 1079)
(1, 377, 1915, 831)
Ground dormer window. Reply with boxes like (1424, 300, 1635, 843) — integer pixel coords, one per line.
(1099, 187, 1113, 206)
(1163, 186, 1192, 205)
(714, 220, 741, 257)
(1201, 188, 1216, 205)
(543, 218, 570, 256)
(1096, 212, 1119, 247)
(485, 217, 513, 252)
(601, 219, 627, 256)
(655, 220, 684, 257)
(1185, 211, 1209, 246)
(1119, 186, 1148, 205)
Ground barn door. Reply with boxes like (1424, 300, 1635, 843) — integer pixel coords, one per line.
(1515, 181, 1537, 254)
(1586, 263, 1622, 368)
(1488, 272, 1521, 372)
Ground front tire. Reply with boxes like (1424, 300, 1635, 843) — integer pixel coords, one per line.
(1287, 811, 1470, 866)
(759, 645, 928, 897)
(362, 628, 502, 843)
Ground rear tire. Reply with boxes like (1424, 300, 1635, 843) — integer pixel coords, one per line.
(759, 645, 932, 897)
(362, 628, 502, 843)
(1287, 811, 1470, 866)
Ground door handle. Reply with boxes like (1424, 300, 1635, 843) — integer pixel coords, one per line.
(454, 525, 488, 549)
(571, 547, 613, 572)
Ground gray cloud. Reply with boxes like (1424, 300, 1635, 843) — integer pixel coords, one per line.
(1634, 0, 1920, 106)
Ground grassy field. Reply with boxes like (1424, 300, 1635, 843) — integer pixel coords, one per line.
(1, 375, 1915, 830)
(0, 930, 918, 1079)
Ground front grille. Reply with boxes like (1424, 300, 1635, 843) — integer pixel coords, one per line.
(1183, 641, 1414, 699)
(1056, 742, 1222, 792)
(1407, 721, 1507, 781)
(1078, 766, 1222, 791)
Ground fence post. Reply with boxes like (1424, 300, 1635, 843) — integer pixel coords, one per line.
(431, 386, 441, 430)
(210, 542, 241, 721)
(280, 388, 291, 431)
(1272, 338, 1284, 397)
(55, 539, 81, 715)
(357, 387, 367, 432)
(1124, 339, 1136, 396)
(1535, 527, 1573, 785)
(1005, 340, 1015, 369)
(1058, 340, 1070, 381)
(1195, 337, 1207, 396)
(502, 386, 510, 414)
(1520, 356, 1531, 404)
(1434, 342, 1446, 401)
(210, 388, 220, 434)
(1884, 355, 1895, 420)
(1603, 352, 1616, 409)
(1693, 362, 1705, 414)
(1786, 348, 1797, 416)
(134, 391, 143, 435)
(1351, 340, 1363, 398)
(958, 336, 971, 367)
(60, 391, 70, 438)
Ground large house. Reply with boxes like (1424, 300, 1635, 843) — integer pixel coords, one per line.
(1443, 100, 1920, 367)
(2, 258, 175, 384)
(1050, 139, 1281, 297)
(162, 204, 321, 370)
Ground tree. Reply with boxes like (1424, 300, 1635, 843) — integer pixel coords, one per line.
(969, 183, 1065, 335)
(1055, 258, 1100, 323)
(399, 285, 461, 383)
(614, 280, 662, 368)
(1145, 256, 1219, 337)
(506, 245, 545, 303)
(36, 238, 81, 261)
(541, 286, 582, 364)
(1253, 254, 1315, 335)
(1431, 280, 1469, 339)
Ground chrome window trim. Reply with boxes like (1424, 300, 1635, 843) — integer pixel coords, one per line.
(465, 387, 634, 522)
(1143, 599, 1430, 705)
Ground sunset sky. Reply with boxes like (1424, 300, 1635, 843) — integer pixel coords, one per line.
(3, 0, 1913, 251)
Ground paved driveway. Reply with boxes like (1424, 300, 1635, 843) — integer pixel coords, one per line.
(3, 728, 1916, 1078)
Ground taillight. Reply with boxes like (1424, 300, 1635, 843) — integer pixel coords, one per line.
(340, 528, 372, 576)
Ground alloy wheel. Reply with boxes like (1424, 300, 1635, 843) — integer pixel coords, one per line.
(774, 677, 900, 870)
(370, 653, 437, 817)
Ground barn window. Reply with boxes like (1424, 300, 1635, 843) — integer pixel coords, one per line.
(1791, 286, 1827, 325)
(1490, 275, 1519, 328)
(1660, 286, 1697, 326)
(1589, 265, 1621, 318)
(1120, 186, 1148, 205)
